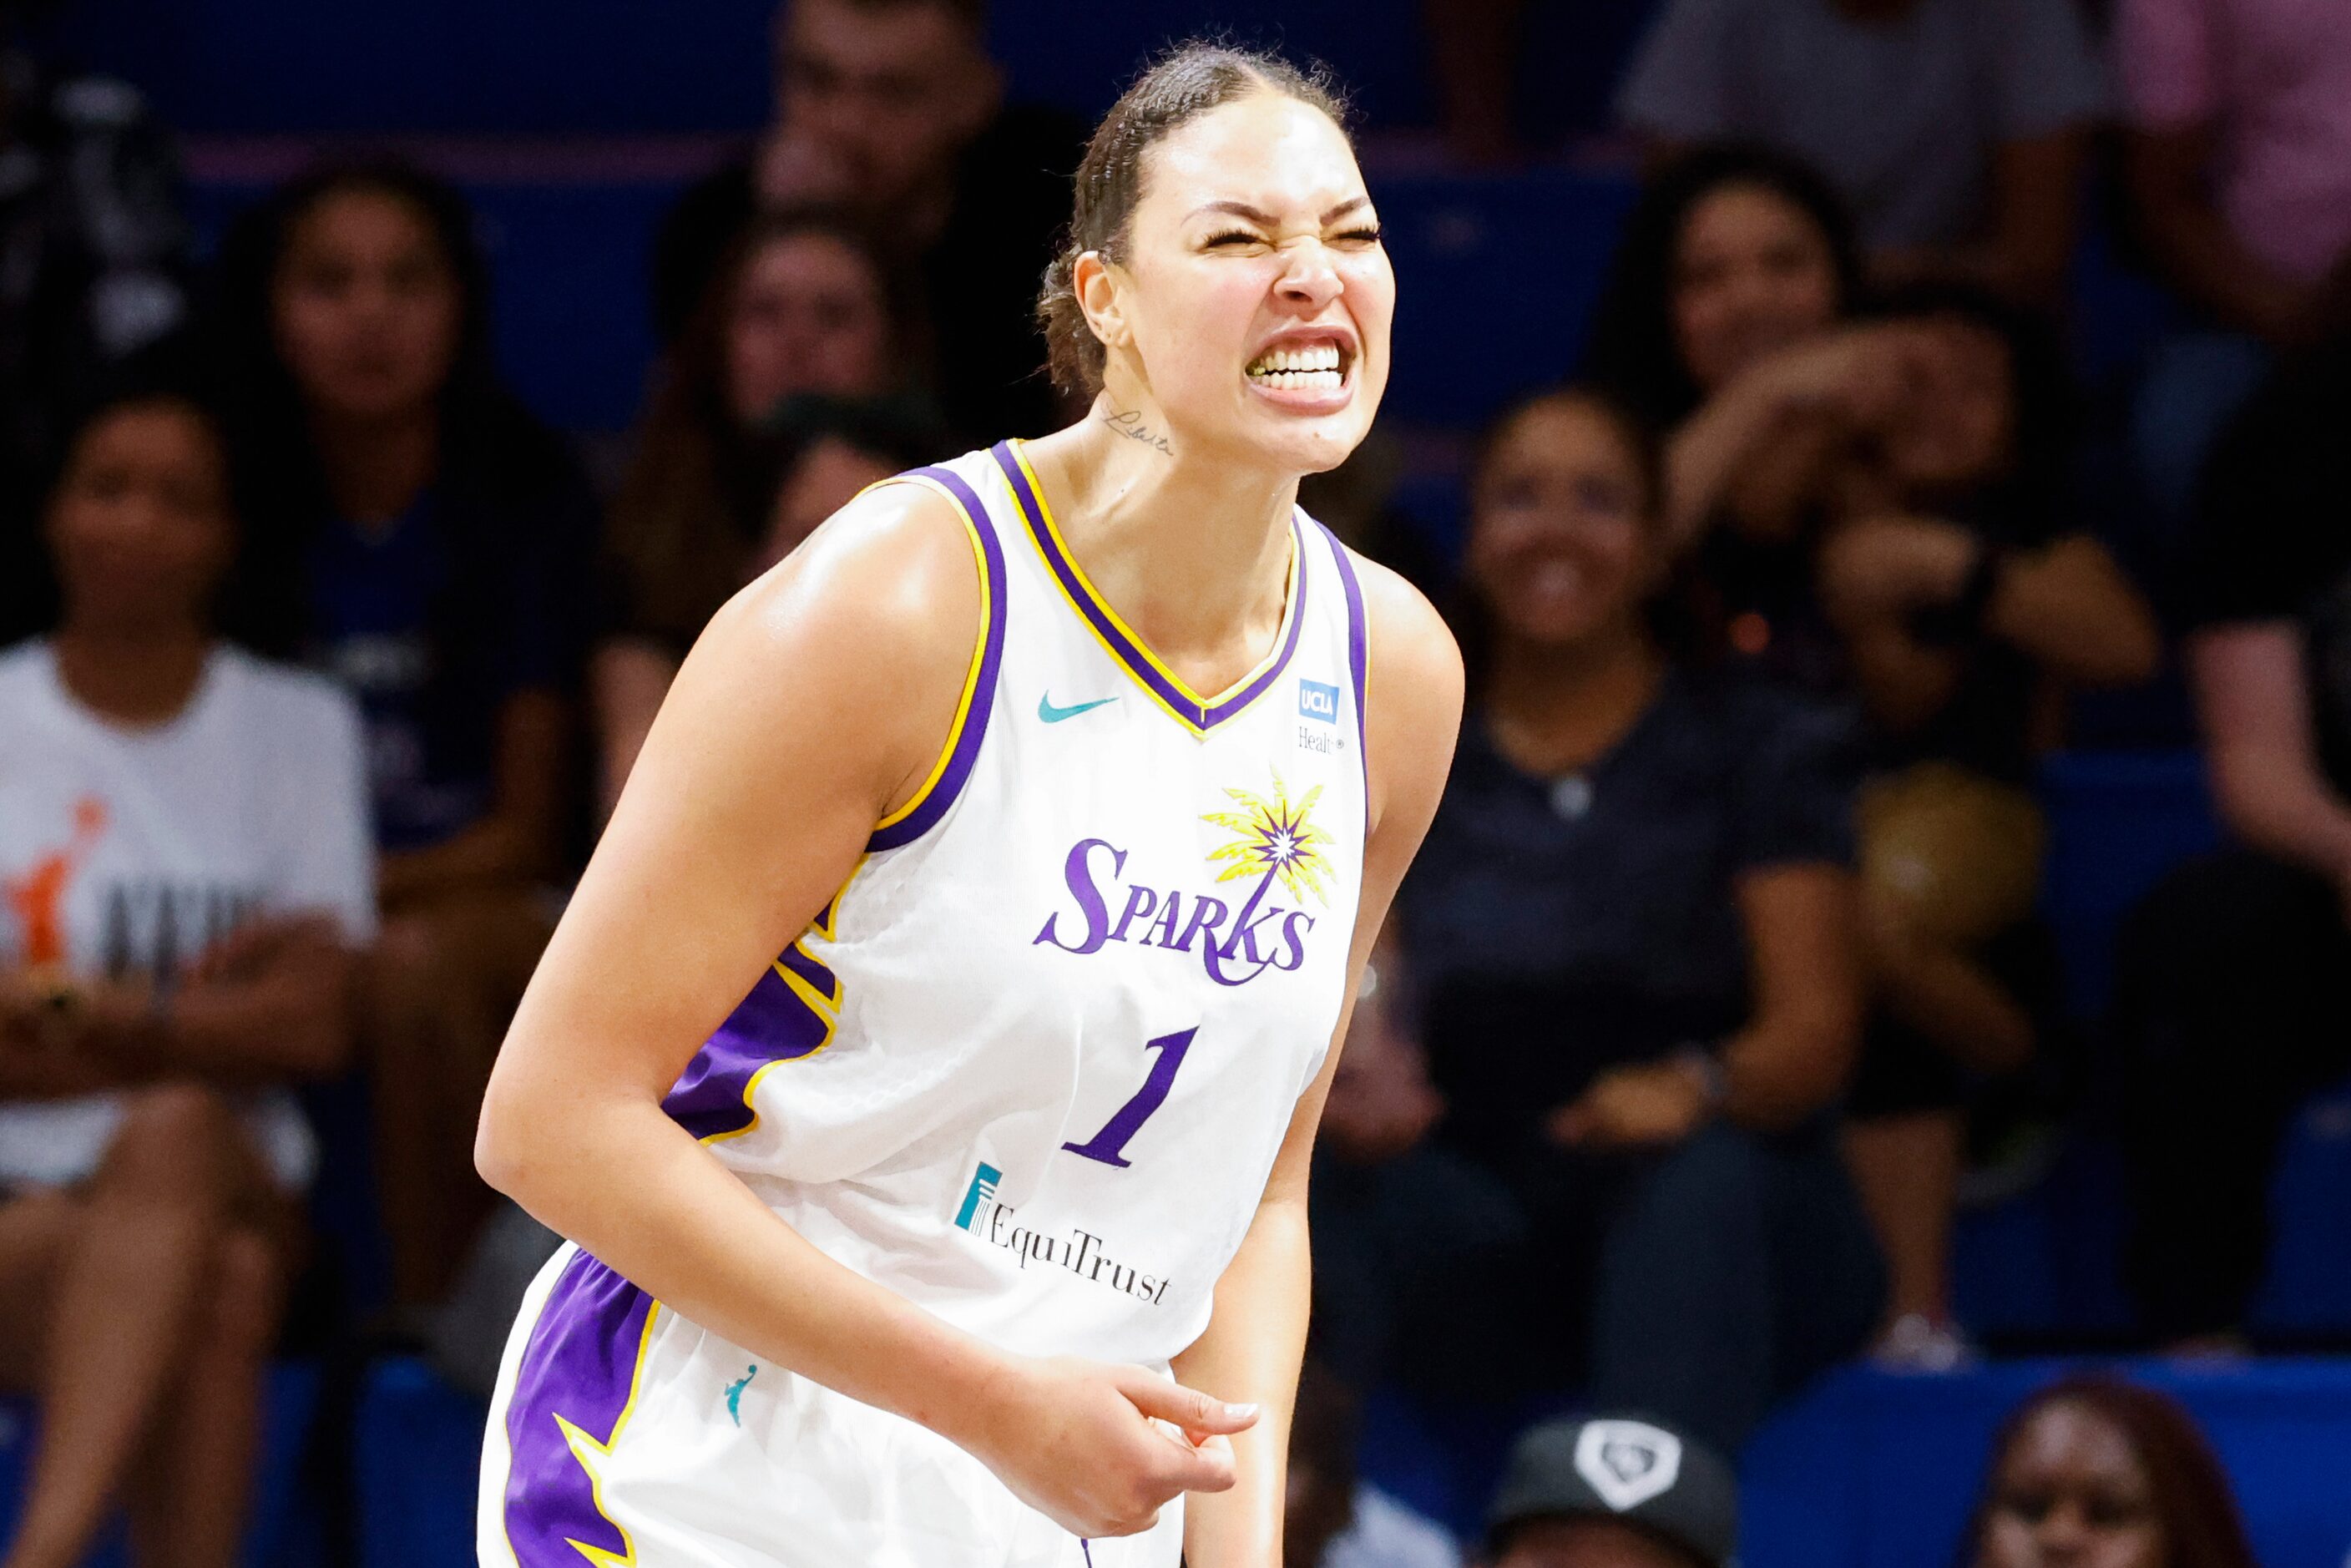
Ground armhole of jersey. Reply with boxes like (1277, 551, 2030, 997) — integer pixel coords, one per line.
(1316, 517, 1373, 815)
(866, 467, 1009, 852)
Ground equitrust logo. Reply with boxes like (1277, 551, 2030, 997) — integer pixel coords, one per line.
(954, 1162, 1003, 1231)
(949, 1160, 1173, 1305)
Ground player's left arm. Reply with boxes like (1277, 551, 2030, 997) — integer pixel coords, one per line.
(1175, 559, 1463, 1568)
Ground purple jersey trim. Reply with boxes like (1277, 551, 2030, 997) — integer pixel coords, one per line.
(1316, 518, 1371, 805)
(776, 941, 839, 1006)
(501, 1249, 655, 1567)
(989, 442, 1308, 733)
(660, 958, 834, 1141)
(866, 464, 1008, 853)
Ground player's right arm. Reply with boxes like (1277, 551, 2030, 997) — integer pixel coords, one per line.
(473, 482, 1251, 1539)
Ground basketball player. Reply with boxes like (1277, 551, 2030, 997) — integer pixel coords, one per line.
(476, 43, 1460, 1567)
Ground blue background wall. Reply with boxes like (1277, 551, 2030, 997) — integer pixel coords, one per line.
(23, 0, 1666, 134)
(26, 0, 1430, 132)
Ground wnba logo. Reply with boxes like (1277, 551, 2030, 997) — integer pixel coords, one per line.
(954, 1162, 1003, 1231)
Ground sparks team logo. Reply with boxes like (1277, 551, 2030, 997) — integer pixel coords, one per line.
(1297, 678, 1339, 723)
(1034, 771, 1337, 988)
(954, 1162, 1003, 1231)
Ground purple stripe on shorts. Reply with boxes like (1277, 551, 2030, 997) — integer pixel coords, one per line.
(867, 463, 1008, 853)
(660, 962, 834, 1141)
(502, 1249, 655, 1567)
(989, 443, 1308, 732)
(1315, 518, 1371, 804)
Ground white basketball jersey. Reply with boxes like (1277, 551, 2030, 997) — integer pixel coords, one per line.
(661, 439, 1371, 1368)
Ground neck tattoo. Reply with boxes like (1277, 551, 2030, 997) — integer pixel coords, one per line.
(1101, 407, 1175, 457)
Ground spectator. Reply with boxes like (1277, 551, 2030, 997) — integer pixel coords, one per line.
(209, 161, 596, 1309)
(2116, 0, 2351, 544)
(0, 21, 190, 641)
(1309, 942, 1525, 1398)
(1814, 284, 2156, 1365)
(1287, 1359, 1461, 1568)
(1480, 1415, 1738, 1568)
(1418, 0, 1671, 162)
(1396, 387, 1881, 1453)
(2118, 0, 2351, 343)
(1596, 164, 2159, 1363)
(2111, 276, 2351, 1350)
(596, 210, 932, 811)
(1961, 1375, 2258, 1568)
(598, 388, 952, 812)
(650, 0, 1080, 441)
(1616, 0, 2106, 305)
(1582, 144, 1933, 559)
(0, 384, 371, 1568)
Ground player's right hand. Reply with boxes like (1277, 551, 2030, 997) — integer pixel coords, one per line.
(956, 1355, 1260, 1538)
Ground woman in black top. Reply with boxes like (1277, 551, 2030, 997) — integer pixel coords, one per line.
(2112, 286, 2351, 1348)
(1592, 149, 2161, 1364)
(1390, 388, 1882, 1453)
(594, 210, 928, 816)
(209, 161, 597, 1308)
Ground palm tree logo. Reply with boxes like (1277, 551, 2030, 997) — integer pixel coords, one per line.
(1204, 771, 1337, 908)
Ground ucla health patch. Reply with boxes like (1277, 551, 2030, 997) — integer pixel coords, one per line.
(1297, 679, 1339, 724)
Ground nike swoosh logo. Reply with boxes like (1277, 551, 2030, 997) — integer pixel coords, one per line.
(1039, 694, 1118, 724)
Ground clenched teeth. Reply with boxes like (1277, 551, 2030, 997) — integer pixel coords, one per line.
(1246, 341, 1345, 380)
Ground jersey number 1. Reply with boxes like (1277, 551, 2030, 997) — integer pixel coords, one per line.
(1060, 1027, 1196, 1169)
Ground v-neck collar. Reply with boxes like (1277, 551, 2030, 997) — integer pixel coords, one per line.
(989, 440, 1306, 734)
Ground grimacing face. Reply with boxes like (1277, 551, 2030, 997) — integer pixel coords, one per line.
(1082, 92, 1394, 478)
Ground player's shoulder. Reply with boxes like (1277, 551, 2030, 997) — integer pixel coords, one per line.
(710, 464, 986, 673)
(1337, 548, 1464, 832)
(1347, 549, 1463, 725)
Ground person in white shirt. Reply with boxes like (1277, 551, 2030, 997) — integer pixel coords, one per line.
(1286, 1361, 1462, 1568)
(0, 385, 373, 1568)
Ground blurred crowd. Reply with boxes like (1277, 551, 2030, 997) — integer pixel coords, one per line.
(3, 0, 2348, 1562)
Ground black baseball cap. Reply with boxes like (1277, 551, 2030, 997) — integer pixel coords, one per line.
(1486, 1415, 1739, 1566)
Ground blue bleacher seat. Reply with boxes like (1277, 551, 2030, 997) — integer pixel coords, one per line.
(186, 178, 677, 434)
(28, 0, 775, 134)
(1373, 167, 1638, 432)
(1951, 1134, 2136, 1343)
(355, 1358, 484, 1568)
(0, 1363, 321, 1567)
(1951, 751, 2351, 1345)
(2252, 1084, 2351, 1338)
(1745, 1360, 2351, 1568)
(1363, 1361, 2351, 1568)
(169, 156, 1641, 449)
(36, 0, 1452, 136)
(2035, 748, 2220, 1022)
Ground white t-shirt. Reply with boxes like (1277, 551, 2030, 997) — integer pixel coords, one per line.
(1323, 1485, 1463, 1568)
(0, 640, 375, 1188)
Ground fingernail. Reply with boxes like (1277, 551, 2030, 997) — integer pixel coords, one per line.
(1224, 1402, 1258, 1419)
